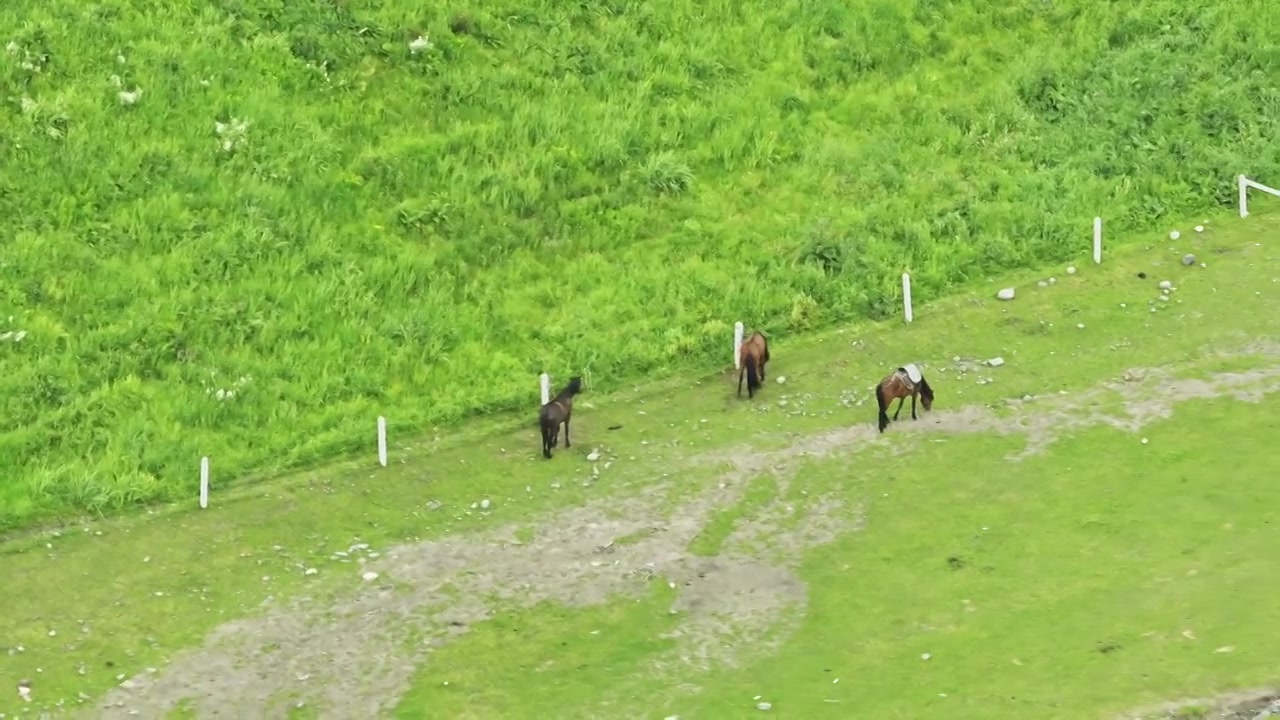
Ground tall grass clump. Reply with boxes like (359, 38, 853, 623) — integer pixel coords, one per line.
(2, 0, 1278, 529)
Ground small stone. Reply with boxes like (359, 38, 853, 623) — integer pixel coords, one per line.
(1182, 254, 1196, 266)
(1214, 646, 1234, 653)
(304, 568, 318, 576)
(480, 499, 491, 510)
(47, 630, 56, 637)
(1077, 323, 1085, 329)
(1194, 225, 1204, 233)
(776, 376, 786, 384)
(1170, 230, 1181, 240)
(756, 702, 772, 711)
(1037, 280, 1047, 287)
(996, 288, 1015, 300)
(586, 451, 601, 461)
(1141, 438, 1149, 445)
(1048, 277, 1057, 284)
(362, 571, 379, 581)
(921, 653, 931, 660)
(1158, 280, 1172, 290)
(1066, 265, 1076, 274)
(986, 357, 1004, 367)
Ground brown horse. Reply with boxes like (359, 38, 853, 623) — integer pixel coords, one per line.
(875, 364, 934, 432)
(737, 331, 770, 399)
(539, 376, 583, 459)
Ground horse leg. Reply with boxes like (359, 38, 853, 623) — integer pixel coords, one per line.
(910, 392, 918, 420)
(541, 424, 552, 459)
(737, 365, 744, 397)
(892, 396, 906, 420)
(563, 416, 572, 448)
(759, 358, 766, 383)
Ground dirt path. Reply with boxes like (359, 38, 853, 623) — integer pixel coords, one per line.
(88, 353, 1280, 718)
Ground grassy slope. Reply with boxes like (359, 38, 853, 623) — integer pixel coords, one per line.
(2, 215, 1278, 718)
(3, 0, 1280, 528)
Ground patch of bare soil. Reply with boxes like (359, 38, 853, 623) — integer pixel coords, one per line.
(709, 346, 1280, 472)
(88, 352, 1280, 718)
(1120, 688, 1280, 719)
(89, 455, 855, 718)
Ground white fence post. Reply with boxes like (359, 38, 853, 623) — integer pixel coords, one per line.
(1093, 217, 1102, 264)
(199, 456, 209, 509)
(377, 416, 387, 467)
(539, 373, 551, 405)
(733, 322, 744, 369)
(901, 273, 913, 323)
(1239, 174, 1280, 218)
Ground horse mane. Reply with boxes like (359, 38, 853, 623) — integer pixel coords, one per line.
(552, 376, 583, 402)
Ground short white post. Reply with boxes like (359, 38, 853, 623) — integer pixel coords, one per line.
(377, 416, 387, 467)
(199, 456, 209, 509)
(1239, 174, 1249, 218)
(901, 273, 913, 323)
(1093, 216, 1102, 264)
(733, 322, 745, 369)
(539, 373, 551, 405)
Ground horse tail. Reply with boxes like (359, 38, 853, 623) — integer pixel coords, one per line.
(875, 381, 889, 432)
(745, 354, 760, 396)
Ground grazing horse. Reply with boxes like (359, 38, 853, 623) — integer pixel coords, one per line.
(737, 331, 771, 399)
(539, 376, 583, 459)
(875, 363, 934, 432)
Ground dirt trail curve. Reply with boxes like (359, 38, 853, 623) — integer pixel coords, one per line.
(88, 350, 1280, 718)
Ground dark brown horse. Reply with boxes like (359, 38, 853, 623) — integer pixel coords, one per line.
(737, 331, 770, 399)
(875, 364, 934, 432)
(539, 376, 583, 459)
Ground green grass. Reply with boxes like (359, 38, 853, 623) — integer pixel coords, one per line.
(656, 400, 1280, 720)
(392, 399, 1280, 720)
(3, 0, 1280, 529)
(2, 216, 1277, 718)
(393, 584, 682, 720)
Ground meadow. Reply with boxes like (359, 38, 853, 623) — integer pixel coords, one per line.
(3, 0, 1280, 528)
(1, 215, 1276, 718)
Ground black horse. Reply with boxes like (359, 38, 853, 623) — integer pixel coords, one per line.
(539, 376, 583, 459)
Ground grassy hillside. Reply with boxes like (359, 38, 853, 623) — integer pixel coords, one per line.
(2, 0, 1278, 528)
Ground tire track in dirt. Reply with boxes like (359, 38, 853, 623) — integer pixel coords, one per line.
(88, 350, 1280, 718)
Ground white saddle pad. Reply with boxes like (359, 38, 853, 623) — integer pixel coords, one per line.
(902, 364, 922, 384)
